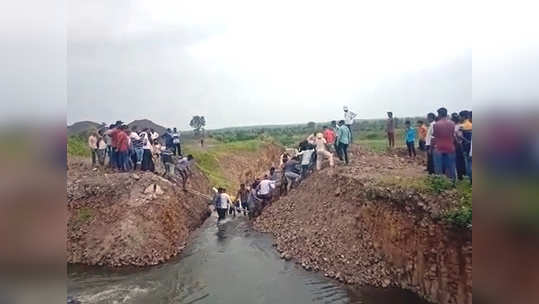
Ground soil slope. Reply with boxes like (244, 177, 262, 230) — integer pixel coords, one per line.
(67, 158, 211, 267)
(255, 147, 472, 304)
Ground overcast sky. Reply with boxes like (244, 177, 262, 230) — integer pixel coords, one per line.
(68, 0, 475, 129)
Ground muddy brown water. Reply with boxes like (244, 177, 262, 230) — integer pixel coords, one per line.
(68, 212, 429, 304)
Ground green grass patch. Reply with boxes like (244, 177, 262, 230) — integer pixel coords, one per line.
(77, 207, 94, 223)
(68, 135, 91, 157)
(356, 129, 405, 153)
(379, 175, 472, 228)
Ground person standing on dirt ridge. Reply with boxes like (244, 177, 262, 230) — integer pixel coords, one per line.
(331, 120, 340, 158)
(96, 130, 107, 166)
(116, 125, 130, 172)
(343, 106, 357, 142)
(172, 127, 182, 156)
(425, 113, 436, 174)
(336, 120, 352, 165)
(386, 112, 395, 148)
(404, 120, 417, 158)
(323, 126, 336, 152)
(88, 131, 98, 167)
(432, 107, 457, 182)
(140, 128, 155, 172)
(129, 126, 144, 170)
(163, 128, 174, 151)
(417, 120, 428, 151)
(105, 121, 123, 169)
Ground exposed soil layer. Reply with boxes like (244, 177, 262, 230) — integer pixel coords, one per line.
(254, 147, 472, 304)
(67, 157, 211, 267)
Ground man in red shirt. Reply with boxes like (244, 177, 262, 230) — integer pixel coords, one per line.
(105, 121, 123, 169)
(322, 126, 336, 151)
(116, 125, 130, 171)
(432, 107, 456, 182)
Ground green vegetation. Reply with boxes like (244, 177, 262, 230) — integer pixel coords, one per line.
(379, 175, 472, 228)
(68, 135, 91, 157)
(425, 175, 454, 193)
(444, 181, 472, 228)
(183, 139, 268, 189)
(77, 207, 94, 223)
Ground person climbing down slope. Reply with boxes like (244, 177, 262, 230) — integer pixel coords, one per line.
(175, 154, 194, 191)
(283, 156, 301, 193)
(296, 141, 315, 178)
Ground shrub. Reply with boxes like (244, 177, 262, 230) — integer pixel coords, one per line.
(68, 136, 91, 157)
(444, 180, 472, 228)
(425, 175, 453, 193)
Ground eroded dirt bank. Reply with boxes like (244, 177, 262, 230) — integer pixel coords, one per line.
(67, 157, 212, 267)
(255, 149, 472, 304)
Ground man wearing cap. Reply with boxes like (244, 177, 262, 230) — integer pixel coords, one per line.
(343, 106, 357, 142)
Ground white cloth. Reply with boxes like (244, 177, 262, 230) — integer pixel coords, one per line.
(216, 193, 231, 209)
(426, 122, 435, 146)
(129, 132, 140, 140)
(97, 137, 107, 149)
(140, 132, 153, 150)
(297, 149, 315, 165)
(176, 157, 190, 170)
(344, 110, 357, 125)
(258, 179, 275, 195)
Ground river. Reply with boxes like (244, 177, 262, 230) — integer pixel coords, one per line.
(68, 212, 429, 304)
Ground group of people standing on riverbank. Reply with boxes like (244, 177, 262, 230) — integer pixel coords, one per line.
(87, 121, 195, 189)
(386, 108, 473, 183)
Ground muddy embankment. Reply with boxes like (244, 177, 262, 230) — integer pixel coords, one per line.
(255, 150, 472, 304)
(67, 158, 212, 267)
(67, 142, 282, 267)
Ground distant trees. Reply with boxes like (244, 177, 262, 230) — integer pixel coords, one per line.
(306, 121, 316, 131)
(189, 115, 206, 137)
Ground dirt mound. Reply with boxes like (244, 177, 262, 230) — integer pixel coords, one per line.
(67, 158, 211, 267)
(254, 149, 472, 304)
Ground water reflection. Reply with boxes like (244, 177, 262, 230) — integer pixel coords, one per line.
(68, 213, 429, 304)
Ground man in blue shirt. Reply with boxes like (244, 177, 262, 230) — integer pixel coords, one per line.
(336, 120, 352, 165)
(404, 120, 417, 158)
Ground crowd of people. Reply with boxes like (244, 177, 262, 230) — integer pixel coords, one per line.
(87, 121, 194, 190)
(211, 106, 358, 222)
(386, 108, 473, 183)
(85, 105, 472, 223)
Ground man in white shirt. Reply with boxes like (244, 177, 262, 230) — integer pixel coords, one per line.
(425, 113, 436, 174)
(343, 106, 357, 142)
(213, 187, 231, 222)
(257, 176, 275, 208)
